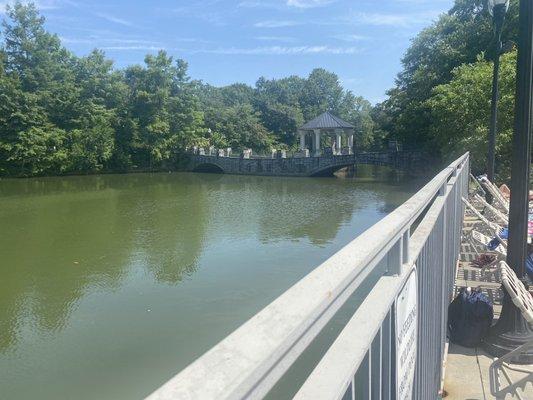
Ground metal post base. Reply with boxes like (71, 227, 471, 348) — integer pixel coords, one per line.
(483, 299, 533, 364)
(484, 331, 533, 363)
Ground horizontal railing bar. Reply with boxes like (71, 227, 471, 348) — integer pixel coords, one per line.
(145, 153, 469, 400)
(408, 160, 466, 266)
(293, 270, 410, 400)
(295, 159, 466, 399)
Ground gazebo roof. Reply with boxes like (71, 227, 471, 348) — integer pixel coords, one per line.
(299, 111, 354, 131)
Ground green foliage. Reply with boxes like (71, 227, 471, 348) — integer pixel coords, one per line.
(199, 69, 377, 151)
(427, 51, 516, 180)
(0, 1, 379, 177)
(124, 52, 205, 167)
(67, 108, 116, 172)
(375, 0, 520, 181)
(253, 75, 305, 147)
(206, 104, 273, 151)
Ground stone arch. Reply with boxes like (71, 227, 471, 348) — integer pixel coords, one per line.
(192, 163, 225, 174)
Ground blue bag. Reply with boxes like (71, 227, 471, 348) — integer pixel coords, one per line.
(487, 237, 501, 251)
(499, 227, 509, 240)
(448, 288, 493, 347)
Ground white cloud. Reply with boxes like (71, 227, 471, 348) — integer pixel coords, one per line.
(255, 36, 298, 43)
(101, 45, 163, 51)
(238, 1, 282, 9)
(94, 12, 133, 27)
(254, 20, 301, 28)
(332, 34, 367, 42)
(197, 45, 361, 55)
(240, 0, 334, 9)
(286, 0, 334, 8)
(349, 11, 441, 28)
(0, 0, 63, 13)
(286, 0, 336, 8)
(60, 37, 162, 46)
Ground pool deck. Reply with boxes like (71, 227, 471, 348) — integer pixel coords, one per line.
(442, 214, 532, 399)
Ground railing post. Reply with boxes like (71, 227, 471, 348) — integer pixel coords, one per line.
(387, 236, 403, 276)
(439, 182, 447, 196)
(402, 230, 410, 264)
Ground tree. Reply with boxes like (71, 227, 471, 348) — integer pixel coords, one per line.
(67, 106, 115, 172)
(380, 0, 519, 157)
(0, 2, 377, 177)
(124, 52, 205, 168)
(338, 93, 375, 149)
(427, 51, 516, 180)
(300, 68, 345, 121)
(206, 104, 273, 152)
(253, 76, 305, 147)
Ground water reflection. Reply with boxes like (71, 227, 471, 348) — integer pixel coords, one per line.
(0, 173, 212, 351)
(0, 169, 421, 400)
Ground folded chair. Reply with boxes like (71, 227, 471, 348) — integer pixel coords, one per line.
(478, 176, 510, 214)
(470, 173, 487, 198)
(474, 194, 509, 226)
(462, 197, 507, 260)
(489, 261, 533, 400)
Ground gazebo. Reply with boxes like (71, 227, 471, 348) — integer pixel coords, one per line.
(297, 112, 355, 157)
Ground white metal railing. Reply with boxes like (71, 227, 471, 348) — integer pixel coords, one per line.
(146, 153, 470, 400)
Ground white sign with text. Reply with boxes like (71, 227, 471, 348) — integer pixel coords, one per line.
(395, 268, 418, 400)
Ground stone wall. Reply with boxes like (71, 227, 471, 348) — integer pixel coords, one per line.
(186, 149, 429, 177)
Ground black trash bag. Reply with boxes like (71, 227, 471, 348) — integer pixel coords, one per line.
(448, 287, 493, 347)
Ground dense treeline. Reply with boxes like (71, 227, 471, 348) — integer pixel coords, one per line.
(2, 0, 517, 179)
(376, 0, 520, 180)
(0, 2, 377, 177)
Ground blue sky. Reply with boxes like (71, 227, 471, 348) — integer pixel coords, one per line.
(0, 0, 454, 103)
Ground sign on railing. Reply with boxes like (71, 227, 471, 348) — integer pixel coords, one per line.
(396, 268, 418, 400)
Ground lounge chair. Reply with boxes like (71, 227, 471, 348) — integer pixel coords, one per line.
(470, 230, 507, 257)
(470, 173, 487, 198)
(462, 197, 507, 272)
(489, 261, 533, 400)
(474, 194, 509, 226)
(478, 175, 510, 213)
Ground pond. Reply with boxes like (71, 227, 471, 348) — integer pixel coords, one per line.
(0, 167, 422, 399)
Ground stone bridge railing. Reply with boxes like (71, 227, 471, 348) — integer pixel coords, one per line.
(185, 146, 428, 177)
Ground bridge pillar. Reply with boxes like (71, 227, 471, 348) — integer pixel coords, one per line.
(348, 133, 354, 155)
(313, 129, 321, 157)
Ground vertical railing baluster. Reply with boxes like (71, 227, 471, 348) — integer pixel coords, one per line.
(371, 330, 382, 400)
(368, 347, 372, 400)
(355, 352, 370, 400)
(381, 311, 392, 400)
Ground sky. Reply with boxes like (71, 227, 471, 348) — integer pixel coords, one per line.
(0, 0, 455, 103)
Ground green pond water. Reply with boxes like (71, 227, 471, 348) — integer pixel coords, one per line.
(0, 167, 422, 400)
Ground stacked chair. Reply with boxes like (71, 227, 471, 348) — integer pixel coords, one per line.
(489, 261, 533, 399)
(464, 176, 532, 398)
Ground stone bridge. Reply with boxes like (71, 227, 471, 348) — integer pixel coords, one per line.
(186, 150, 426, 177)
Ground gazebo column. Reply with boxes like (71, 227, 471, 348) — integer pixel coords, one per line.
(335, 129, 342, 155)
(313, 129, 321, 157)
(348, 131, 354, 154)
(298, 130, 306, 151)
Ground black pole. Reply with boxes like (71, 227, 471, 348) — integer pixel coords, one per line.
(487, 5, 505, 186)
(483, 0, 533, 363)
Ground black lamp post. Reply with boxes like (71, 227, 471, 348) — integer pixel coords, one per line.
(487, 0, 509, 186)
(483, 0, 533, 363)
